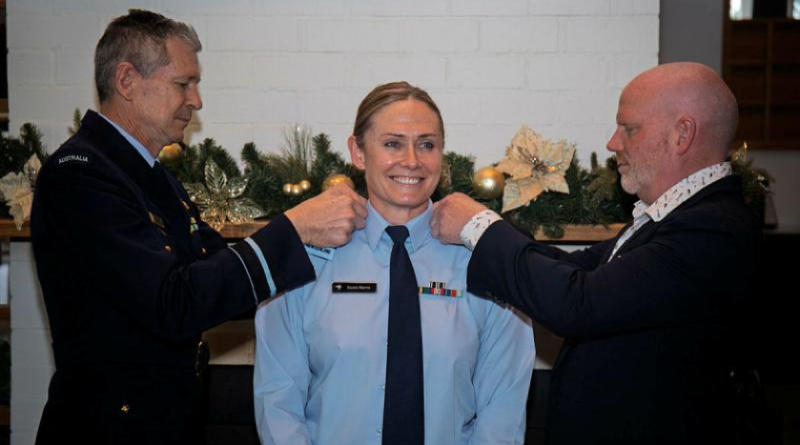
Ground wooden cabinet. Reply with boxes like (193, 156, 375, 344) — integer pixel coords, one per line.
(723, 19, 800, 150)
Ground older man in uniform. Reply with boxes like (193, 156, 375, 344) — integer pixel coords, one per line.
(431, 62, 761, 444)
(31, 9, 366, 445)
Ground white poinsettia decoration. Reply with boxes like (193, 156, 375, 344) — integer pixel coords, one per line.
(496, 126, 575, 213)
(0, 155, 41, 230)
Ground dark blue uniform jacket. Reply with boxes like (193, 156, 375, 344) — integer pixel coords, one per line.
(31, 110, 314, 444)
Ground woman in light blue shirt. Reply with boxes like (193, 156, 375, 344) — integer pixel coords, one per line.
(254, 82, 535, 445)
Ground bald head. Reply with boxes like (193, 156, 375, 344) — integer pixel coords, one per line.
(608, 63, 740, 204)
(624, 62, 738, 161)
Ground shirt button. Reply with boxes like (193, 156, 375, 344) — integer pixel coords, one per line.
(164, 245, 172, 252)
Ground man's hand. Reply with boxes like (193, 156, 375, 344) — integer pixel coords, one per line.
(431, 193, 488, 245)
(285, 185, 368, 248)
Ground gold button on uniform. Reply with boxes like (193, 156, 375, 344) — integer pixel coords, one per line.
(165, 245, 172, 252)
(201, 247, 207, 255)
(121, 404, 130, 414)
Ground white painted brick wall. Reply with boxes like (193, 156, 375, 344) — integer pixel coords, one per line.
(453, 0, 528, 17)
(7, 0, 659, 168)
(6, 1, 659, 442)
(480, 18, 559, 53)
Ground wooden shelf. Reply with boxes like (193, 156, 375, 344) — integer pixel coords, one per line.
(1, 218, 625, 244)
(0, 99, 7, 124)
(0, 219, 28, 239)
(535, 224, 625, 242)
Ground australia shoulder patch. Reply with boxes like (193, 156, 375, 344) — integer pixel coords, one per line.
(56, 153, 92, 166)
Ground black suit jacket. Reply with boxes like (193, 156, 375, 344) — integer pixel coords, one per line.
(468, 175, 760, 444)
(31, 110, 315, 445)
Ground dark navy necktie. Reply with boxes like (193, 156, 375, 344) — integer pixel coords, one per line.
(382, 225, 425, 445)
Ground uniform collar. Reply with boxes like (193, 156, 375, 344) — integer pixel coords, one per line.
(632, 162, 732, 223)
(97, 112, 158, 168)
(80, 110, 170, 201)
(365, 200, 434, 254)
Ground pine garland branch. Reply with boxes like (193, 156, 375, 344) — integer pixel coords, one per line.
(6, 117, 771, 238)
(68, 108, 82, 136)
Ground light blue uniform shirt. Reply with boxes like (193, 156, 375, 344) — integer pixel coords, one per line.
(254, 201, 535, 445)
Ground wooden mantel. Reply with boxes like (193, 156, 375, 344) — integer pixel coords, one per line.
(1, 218, 625, 243)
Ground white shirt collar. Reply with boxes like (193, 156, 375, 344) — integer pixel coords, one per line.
(632, 162, 732, 223)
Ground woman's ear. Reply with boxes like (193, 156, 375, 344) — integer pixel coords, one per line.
(348, 135, 366, 170)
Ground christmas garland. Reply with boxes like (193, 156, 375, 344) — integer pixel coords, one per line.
(1, 116, 772, 239)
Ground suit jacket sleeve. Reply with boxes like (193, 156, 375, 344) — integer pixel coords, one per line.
(34, 153, 314, 342)
(467, 209, 757, 339)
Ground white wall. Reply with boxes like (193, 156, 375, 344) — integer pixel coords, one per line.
(6, 1, 659, 444)
(7, 0, 659, 171)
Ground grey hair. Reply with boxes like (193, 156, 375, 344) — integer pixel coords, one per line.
(94, 9, 201, 102)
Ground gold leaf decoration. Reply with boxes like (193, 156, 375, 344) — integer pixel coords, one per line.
(185, 160, 266, 231)
(731, 141, 748, 164)
(0, 155, 41, 230)
(496, 126, 575, 213)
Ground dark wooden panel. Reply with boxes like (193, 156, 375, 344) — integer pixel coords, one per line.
(772, 22, 800, 64)
(769, 106, 800, 141)
(730, 21, 769, 60)
(737, 105, 767, 140)
(771, 65, 800, 105)
(729, 65, 767, 103)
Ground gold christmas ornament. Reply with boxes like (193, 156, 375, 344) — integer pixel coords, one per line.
(496, 126, 575, 213)
(184, 160, 266, 231)
(0, 154, 41, 230)
(322, 173, 355, 191)
(298, 179, 312, 192)
(158, 143, 183, 166)
(471, 166, 505, 199)
(282, 183, 294, 196)
(290, 184, 304, 196)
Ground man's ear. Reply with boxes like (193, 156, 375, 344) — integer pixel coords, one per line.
(348, 135, 366, 170)
(115, 62, 140, 101)
(675, 116, 696, 155)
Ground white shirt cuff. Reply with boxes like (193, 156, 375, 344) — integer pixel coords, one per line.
(460, 209, 502, 251)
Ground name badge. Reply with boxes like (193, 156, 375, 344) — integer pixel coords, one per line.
(332, 282, 377, 293)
